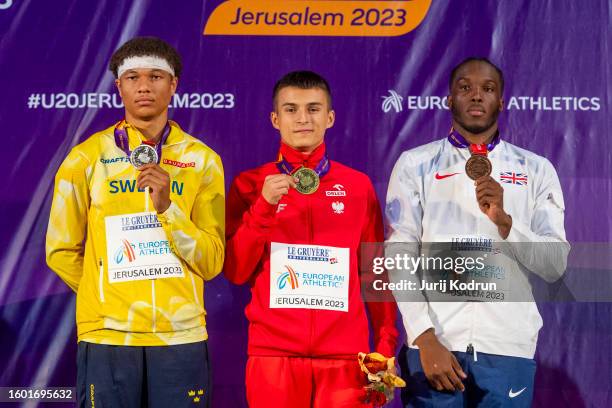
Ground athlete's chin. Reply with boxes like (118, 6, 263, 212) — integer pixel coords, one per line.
(457, 118, 497, 136)
(463, 124, 493, 135)
(129, 107, 165, 121)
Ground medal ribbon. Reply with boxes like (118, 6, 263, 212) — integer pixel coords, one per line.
(447, 128, 500, 155)
(114, 120, 171, 164)
(275, 152, 331, 178)
(469, 144, 488, 156)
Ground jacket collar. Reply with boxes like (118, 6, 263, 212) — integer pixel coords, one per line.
(277, 142, 326, 169)
(121, 120, 185, 147)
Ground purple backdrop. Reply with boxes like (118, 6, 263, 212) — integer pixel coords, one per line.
(0, 1, 610, 407)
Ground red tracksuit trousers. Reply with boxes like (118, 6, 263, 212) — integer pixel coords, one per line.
(246, 356, 374, 408)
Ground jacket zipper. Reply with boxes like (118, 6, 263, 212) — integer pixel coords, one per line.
(98, 258, 105, 302)
(467, 303, 477, 361)
(469, 159, 480, 362)
(466, 343, 477, 361)
(307, 177, 315, 355)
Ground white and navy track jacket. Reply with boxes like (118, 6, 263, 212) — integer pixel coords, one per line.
(385, 137, 569, 359)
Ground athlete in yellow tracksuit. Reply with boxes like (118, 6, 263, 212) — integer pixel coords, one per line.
(46, 120, 224, 345)
(46, 37, 224, 408)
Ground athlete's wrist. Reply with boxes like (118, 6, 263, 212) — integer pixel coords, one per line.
(497, 213, 512, 239)
(156, 199, 172, 214)
(413, 328, 437, 348)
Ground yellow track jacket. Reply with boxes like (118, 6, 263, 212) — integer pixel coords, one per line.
(46, 121, 225, 346)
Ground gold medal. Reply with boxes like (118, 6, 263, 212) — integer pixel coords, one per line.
(294, 167, 320, 194)
(465, 154, 492, 180)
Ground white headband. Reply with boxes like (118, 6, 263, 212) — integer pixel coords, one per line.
(117, 55, 175, 78)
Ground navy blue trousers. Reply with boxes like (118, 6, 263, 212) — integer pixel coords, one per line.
(77, 341, 211, 408)
(400, 346, 535, 408)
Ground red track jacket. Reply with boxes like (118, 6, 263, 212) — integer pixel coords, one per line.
(225, 142, 397, 358)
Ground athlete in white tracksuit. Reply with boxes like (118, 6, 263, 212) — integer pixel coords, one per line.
(386, 58, 569, 407)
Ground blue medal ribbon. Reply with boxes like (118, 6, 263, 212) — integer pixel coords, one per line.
(275, 152, 331, 178)
(447, 128, 501, 152)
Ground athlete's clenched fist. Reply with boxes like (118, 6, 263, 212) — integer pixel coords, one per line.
(136, 163, 171, 213)
(474, 176, 512, 238)
(262, 174, 297, 205)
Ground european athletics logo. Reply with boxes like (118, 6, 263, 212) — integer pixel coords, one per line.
(114, 239, 136, 264)
(0, 0, 13, 10)
(277, 265, 299, 290)
(381, 90, 403, 113)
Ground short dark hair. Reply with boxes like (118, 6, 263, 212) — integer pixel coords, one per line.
(109, 37, 182, 78)
(272, 71, 332, 109)
(449, 57, 504, 93)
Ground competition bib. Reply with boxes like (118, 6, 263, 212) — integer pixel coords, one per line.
(105, 211, 184, 283)
(419, 234, 512, 302)
(270, 242, 349, 312)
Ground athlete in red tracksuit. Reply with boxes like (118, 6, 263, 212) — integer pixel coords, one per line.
(225, 71, 397, 407)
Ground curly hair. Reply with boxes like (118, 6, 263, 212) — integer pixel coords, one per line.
(109, 37, 182, 78)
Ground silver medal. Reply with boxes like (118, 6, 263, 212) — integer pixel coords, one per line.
(130, 144, 158, 169)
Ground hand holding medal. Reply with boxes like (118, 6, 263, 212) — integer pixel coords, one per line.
(273, 152, 330, 197)
(465, 143, 510, 230)
(262, 158, 328, 206)
(475, 176, 512, 238)
(262, 174, 298, 205)
(136, 164, 172, 214)
(448, 129, 511, 237)
(129, 142, 157, 211)
(114, 121, 172, 213)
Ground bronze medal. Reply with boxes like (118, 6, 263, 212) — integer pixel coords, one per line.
(465, 154, 492, 180)
(294, 167, 320, 194)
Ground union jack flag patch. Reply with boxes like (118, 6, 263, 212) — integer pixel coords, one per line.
(500, 172, 528, 186)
